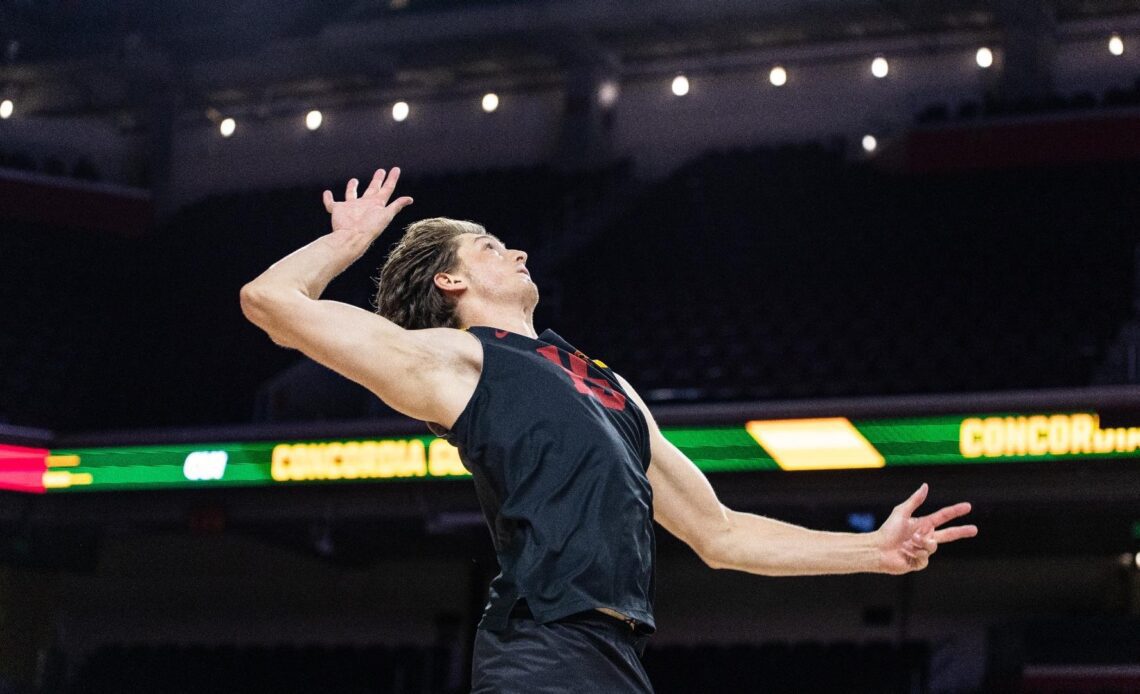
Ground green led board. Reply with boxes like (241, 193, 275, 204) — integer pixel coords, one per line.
(2, 411, 1138, 493)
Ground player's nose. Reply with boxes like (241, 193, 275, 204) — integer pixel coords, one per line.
(513, 249, 528, 263)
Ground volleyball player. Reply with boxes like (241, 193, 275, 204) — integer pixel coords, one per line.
(240, 167, 978, 692)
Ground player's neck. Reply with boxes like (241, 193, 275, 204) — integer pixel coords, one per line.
(460, 303, 537, 338)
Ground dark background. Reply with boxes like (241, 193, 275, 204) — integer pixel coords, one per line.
(2, 1, 1140, 692)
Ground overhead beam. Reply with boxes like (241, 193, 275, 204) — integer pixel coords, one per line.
(995, 0, 1057, 100)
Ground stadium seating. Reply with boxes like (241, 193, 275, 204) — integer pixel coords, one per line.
(1, 146, 1137, 428)
(916, 78, 1140, 125)
(559, 144, 1137, 402)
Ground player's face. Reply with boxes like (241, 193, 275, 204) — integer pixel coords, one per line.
(456, 232, 538, 306)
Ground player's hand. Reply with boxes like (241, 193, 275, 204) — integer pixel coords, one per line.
(873, 483, 978, 574)
(322, 167, 414, 240)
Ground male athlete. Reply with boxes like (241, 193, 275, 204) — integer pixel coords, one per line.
(240, 167, 978, 692)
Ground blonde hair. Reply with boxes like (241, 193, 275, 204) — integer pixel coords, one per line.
(372, 217, 484, 329)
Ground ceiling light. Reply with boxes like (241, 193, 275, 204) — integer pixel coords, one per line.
(219, 117, 236, 137)
(871, 57, 889, 79)
(862, 134, 878, 153)
(392, 101, 409, 122)
(769, 66, 787, 87)
(0, 99, 12, 119)
(671, 75, 690, 96)
(976, 47, 994, 68)
(481, 93, 499, 113)
(1110, 34, 1125, 56)
(305, 110, 323, 131)
(597, 81, 619, 108)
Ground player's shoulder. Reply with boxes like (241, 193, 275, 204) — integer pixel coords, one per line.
(412, 326, 483, 367)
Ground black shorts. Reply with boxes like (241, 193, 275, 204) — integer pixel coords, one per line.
(471, 606, 654, 693)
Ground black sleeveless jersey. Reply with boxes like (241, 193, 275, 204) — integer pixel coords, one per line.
(437, 326, 656, 634)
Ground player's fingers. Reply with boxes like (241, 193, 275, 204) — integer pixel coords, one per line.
(921, 502, 972, 528)
(901, 547, 928, 571)
(364, 168, 386, 197)
(383, 166, 401, 193)
(375, 167, 399, 204)
(345, 178, 359, 200)
(322, 190, 334, 213)
(932, 525, 978, 544)
(389, 195, 414, 212)
(897, 483, 929, 516)
(904, 530, 934, 555)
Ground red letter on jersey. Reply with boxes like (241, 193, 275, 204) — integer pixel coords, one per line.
(536, 345, 626, 411)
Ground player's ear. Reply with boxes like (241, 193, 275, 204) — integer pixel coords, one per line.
(434, 272, 466, 296)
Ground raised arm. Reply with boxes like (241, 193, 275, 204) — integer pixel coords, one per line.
(617, 375, 978, 576)
(239, 167, 479, 427)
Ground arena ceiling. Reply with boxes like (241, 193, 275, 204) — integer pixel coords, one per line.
(1, 0, 1139, 120)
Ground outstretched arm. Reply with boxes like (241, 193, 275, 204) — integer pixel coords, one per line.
(240, 167, 479, 426)
(618, 375, 978, 576)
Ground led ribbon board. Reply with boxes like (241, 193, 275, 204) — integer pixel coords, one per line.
(1, 411, 1138, 493)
